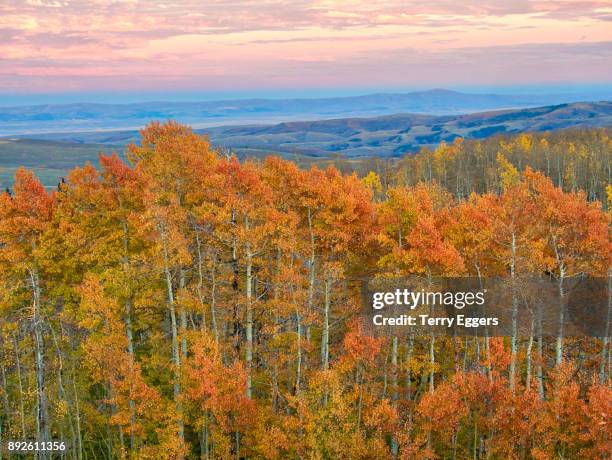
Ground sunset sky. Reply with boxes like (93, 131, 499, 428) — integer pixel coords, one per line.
(1, 0, 612, 103)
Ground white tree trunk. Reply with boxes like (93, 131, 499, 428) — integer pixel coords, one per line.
(30, 268, 50, 458)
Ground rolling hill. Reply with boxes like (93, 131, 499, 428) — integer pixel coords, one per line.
(201, 101, 612, 157)
(0, 89, 606, 136)
(1, 101, 611, 188)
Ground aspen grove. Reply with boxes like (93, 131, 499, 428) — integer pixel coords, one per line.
(0, 122, 610, 459)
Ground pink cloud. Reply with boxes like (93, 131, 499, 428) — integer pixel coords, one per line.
(0, 0, 611, 93)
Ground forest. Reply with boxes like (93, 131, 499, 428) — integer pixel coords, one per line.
(0, 121, 610, 459)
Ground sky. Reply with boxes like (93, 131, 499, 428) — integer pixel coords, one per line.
(1, 0, 612, 104)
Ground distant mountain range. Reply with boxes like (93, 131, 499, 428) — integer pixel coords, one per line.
(10, 101, 611, 158)
(204, 101, 612, 157)
(1, 101, 611, 188)
(1, 89, 610, 136)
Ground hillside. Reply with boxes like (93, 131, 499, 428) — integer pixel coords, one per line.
(0, 89, 606, 136)
(0, 138, 124, 189)
(1, 101, 611, 188)
(203, 101, 612, 157)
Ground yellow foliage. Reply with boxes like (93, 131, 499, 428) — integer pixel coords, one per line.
(362, 171, 383, 194)
(496, 153, 520, 190)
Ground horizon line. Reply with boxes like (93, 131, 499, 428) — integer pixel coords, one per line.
(3, 84, 612, 108)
